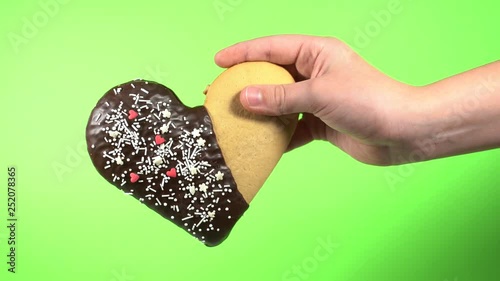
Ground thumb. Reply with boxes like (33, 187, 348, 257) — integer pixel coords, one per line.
(239, 80, 316, 116)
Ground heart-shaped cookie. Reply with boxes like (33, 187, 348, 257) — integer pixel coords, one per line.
(86, 62, 297, 246)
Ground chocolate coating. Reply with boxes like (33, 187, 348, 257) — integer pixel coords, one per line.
(86, 80, 249, 246)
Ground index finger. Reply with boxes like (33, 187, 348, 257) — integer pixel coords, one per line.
(214, 34, 322, 70)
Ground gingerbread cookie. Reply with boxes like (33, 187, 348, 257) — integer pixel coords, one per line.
(86, 62, 297, 246)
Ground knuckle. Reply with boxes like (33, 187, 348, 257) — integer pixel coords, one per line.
(327, 37, 355, 63)
(307, 81, 324, 113)
(271, 85, 287, 115)
(325, 36, 347, 50)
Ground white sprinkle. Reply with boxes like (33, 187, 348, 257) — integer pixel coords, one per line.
(182, 216, 193, 221)
(160, 123, 169, 134)
(131, 83, 135, 88)
(104, 165, 111, 169)
(152, 156, 163, 166)
(215, 171, 224, 181)
(155, 198, 161, 205)
(133, 94, 140, 104)
(189, 166, 198, 175)
(115, 157, 124, 165)
(196, 138, 206, 147)
(195, 218, 205, 228)
(199, 183, 208, 193)
(103, 153, 114, 160)
(208, 211, 216, 219)
(162, 109, 171, 118)
(140, 88, 149, 94)
(192, 128, 201, 137)
(190, 147, 200, 160)
(188, 185, 196, 195)
(94, 113, 102, 122)
(108, 130, 120, 139)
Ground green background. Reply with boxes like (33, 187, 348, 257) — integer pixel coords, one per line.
(1, 0, 499, 280)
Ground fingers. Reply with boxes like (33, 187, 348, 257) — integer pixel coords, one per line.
(215, 35, 330, 78)
(282, 64, 307, 82)
(215, 35, 306, 66)
(239, 80, 317, 116)
(286, 114, 328, 151)
(286, 117, 314, 151)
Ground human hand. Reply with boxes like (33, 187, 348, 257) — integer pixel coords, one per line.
(215, 35, 422, 165)
(215, 35, 500, 166)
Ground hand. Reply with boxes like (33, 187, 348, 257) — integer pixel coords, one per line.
(215, 35, 500, 165)
(215, 35, 421, 165)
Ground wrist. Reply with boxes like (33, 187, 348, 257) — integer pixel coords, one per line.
(402, 85, 448, 162)
(385, 85, 439, 163)
(401, 74, 500, 162)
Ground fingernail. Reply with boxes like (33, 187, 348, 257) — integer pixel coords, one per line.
(244, 87, 263, 107)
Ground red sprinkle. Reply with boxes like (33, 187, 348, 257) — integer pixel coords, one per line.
(166, 168, 177, 178)
(155, 135, 166, 145)
(130, 172, 139, 183)
(128, 109, 138, 120)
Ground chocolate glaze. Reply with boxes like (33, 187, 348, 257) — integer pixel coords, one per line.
(86, 80, 249, 246)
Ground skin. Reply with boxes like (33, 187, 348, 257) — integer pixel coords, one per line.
(214, 35, 500, 166)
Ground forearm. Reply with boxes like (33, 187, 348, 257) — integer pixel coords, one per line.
(409, 61, 500, 160)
